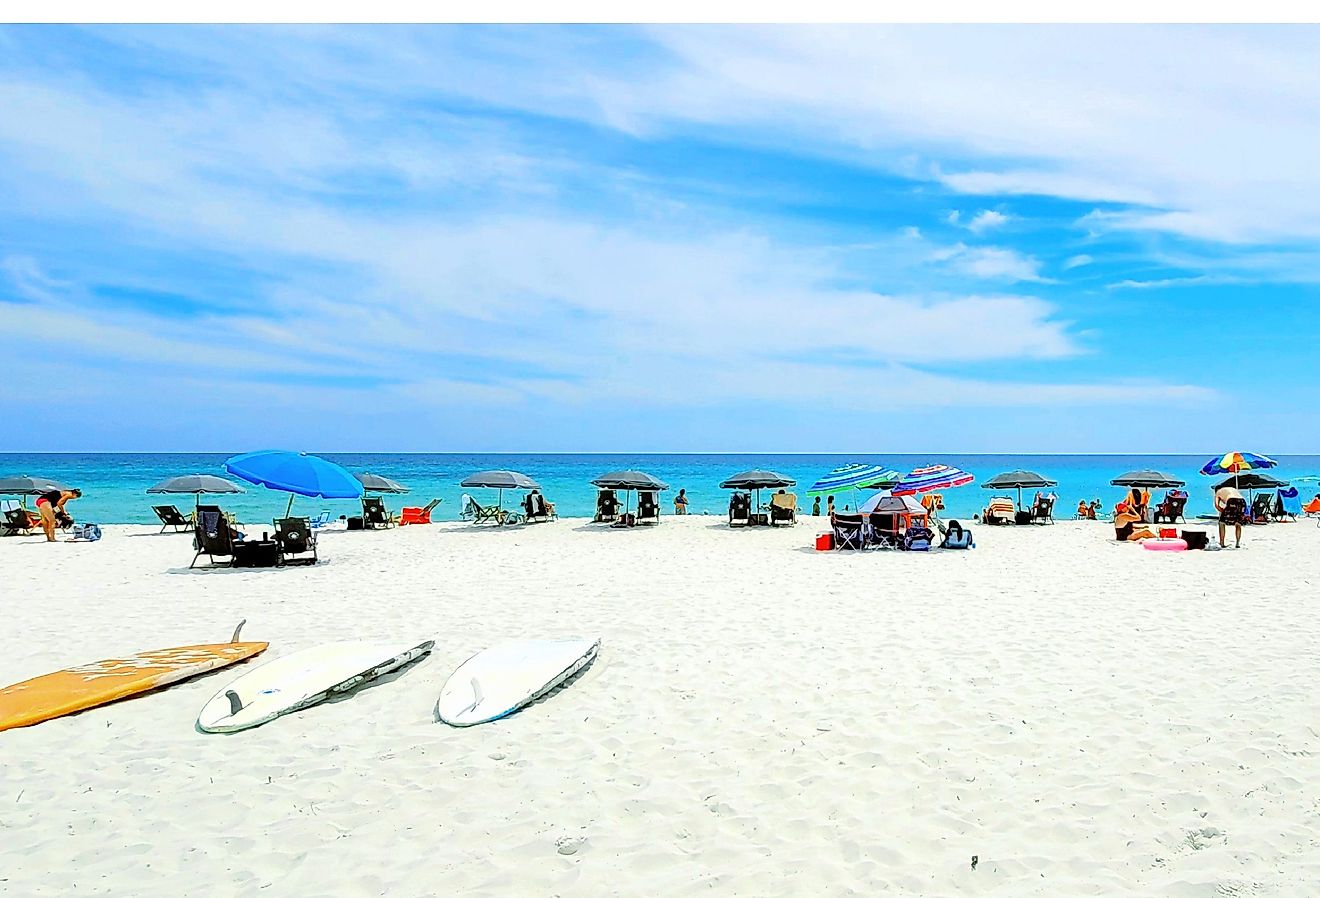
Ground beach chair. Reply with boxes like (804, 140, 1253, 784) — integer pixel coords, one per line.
(306, 510, 333, 529)
(983, 497, 1014, 525)
(1250, 492, 1273, 523)
(522, 492, 555, 524)
(152, 504, 194, 533)
(903, 525, 934, 551)
(594, 489, 620, 523)
(1152, 490, 1187, 524)
(191, 510, 239, 568)
(399, 499, 440, 525)
(2, 505, 36, 536)
(361, 497, 395, 529)
(274, 517, 318, 565)
(831, 513, 865, 550)
(770, 492, 797, 526)
(1029, 494, 1055, 524)
(940, 519, 975, 549)
(1277, 487, 1301, 522)
(728, 492, 751, 527)
(865, 513, 902, 550)
(636, 491, 660, 525)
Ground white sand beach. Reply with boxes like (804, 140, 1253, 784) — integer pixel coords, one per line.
(3, 517, 1319, 896)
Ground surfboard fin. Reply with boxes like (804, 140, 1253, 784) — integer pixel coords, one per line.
(462, 677, 485, 714)
(230, 619, 247, 643)
(226, 690, 244, 715)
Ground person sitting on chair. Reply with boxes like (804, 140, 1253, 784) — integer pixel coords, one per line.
(1076, 499, 1091, 519)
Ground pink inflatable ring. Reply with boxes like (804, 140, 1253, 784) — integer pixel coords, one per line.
(1143, 537, 1188, 552)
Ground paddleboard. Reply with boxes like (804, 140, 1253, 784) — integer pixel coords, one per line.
(0, 621, 267, 732)
(436, 637, 600, 727)
(197, 639, 434, 733)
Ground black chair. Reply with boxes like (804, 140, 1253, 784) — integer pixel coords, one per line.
(192, 510, 239, 568)
(636, 491, 660, 525)
(523, 492, 554, 524)
(1152, 492, 1187, 524)
(361, 497, 395, 529)
(153, 504, 193, 533)
(1250, 493, 1273, 523)
(275, 517, 318, 565)
(831, 513, 866, 550)
(594, 490, 619, 523)
(1029, 495, 1055, 524)
(865, 513, 902, 549)
(728, 492, 751, 526)
(2, 506, 36, 536)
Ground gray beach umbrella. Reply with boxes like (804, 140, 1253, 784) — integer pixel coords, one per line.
(460, 470, 541, 491)
(719, 470, 797, 490)
(354, 472, 411, 494)
(982, 470, 1058, 510)
(1110, 470, 1185, 488)
(147, 474, 245, 511)
(0, 475, 69, 502)
(591, 470, 669, 491)
(1214, 472, 1287, 491)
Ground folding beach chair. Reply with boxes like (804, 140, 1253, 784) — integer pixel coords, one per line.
(191, 510, 239, 568)
(2, 505, 36, 536)
(522, 492, 555, 524)
(770, 492, 797, 526)
(1029, 494, 1056, 524)
(865, 513, 902, 549)
(636, 491, 660, 525)
(275, 517, 318, 565)
(982, 497, 1015, 525)
(399, 499, 440, 525)
(831, 513, 865, 550)
(152, 504, 193, 533)
(467, 497, 509, 525)
(305, 510, 334, 528)
(728, 492, 751, 527)
(1277, 488, 1301, 522)
(594, 489, 620, 523)
(361, 497, 395, 529)
(1250, 492, 1273, 523)
(1152, 490, 1187, 524)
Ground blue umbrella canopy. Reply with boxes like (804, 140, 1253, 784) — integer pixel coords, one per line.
(224, 451, 362, 515)
(1200, 452, 1277, 477)
(806, 464, 900, 496)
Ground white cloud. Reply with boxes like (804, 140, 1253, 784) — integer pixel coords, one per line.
(1063, 254, 1094, 270)
(967, 210, 1009, 233)
(928, 243, 1046, 283)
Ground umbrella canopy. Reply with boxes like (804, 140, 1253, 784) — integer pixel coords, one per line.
(719, 470, 796, 490)
(225, 450, 362, 516)
(806, 464, 900, 496)
(859, 491, 926, 515)
(1111, 470, 1185, 488)
(1214, 472, 1287, 491)
(1200, 451, 1277, 476)
(354, 472, 411, 494)
(891, 464, 975, 496)
(591, 470, 669, 491)
(981, 470, 1056, 490)
(147, 474, 245, 495)
(0, 475, 68, 496)
(460, 470, 540, 491)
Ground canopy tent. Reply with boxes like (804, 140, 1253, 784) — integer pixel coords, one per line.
(981, 470, 1057, 511)
(224, 450, 363, 517)
(858, 490, 929, 533)
(146, 474, 245, 511)
(1110, 470, 1185, 488)
(460, 470, 541, 518)
(354, 472, 411, 495)
(0, 475, 69, 505)
(806, 464, 900, 496)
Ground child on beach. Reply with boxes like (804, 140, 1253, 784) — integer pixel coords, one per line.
(674, 489, 688, 515)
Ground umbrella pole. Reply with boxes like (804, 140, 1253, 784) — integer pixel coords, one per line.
(285, 494, 294, 518)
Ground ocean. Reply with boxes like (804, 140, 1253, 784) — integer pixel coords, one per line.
(3, 454, 1316, 525)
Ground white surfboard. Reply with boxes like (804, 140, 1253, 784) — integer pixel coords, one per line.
(197, 639, 434, 733)
(436, 638, 599, 727)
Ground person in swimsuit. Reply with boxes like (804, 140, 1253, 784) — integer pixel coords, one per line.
(35, 488, 81, 543)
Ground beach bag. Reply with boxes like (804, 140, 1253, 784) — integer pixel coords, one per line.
(904, 526, 934, 551)
(942, 520, 974, 549)
(69, 523, 102, 542)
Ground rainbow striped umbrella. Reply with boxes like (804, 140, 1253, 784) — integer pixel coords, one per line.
(1199, 451, 1277, 477)
(891, 463, 975, 496)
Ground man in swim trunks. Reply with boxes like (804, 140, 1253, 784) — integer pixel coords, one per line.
(35, 488, 81, 542)
(1215, 484, 1244, 548)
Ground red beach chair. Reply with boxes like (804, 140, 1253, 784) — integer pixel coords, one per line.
(398, 499, 440, 525)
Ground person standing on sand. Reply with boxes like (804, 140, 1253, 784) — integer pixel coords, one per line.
(673, 489, 688, 515)
(812, 496, 821, 516)
(35, 488, 81, 543)
(826, 495, 835, 517)
(1215, 483, 1245, 548)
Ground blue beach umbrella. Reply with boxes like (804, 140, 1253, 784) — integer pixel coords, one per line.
(224, 450, 363, 517)
(806, 464, 900, 496)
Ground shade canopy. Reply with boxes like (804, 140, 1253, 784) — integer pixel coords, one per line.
(591, 470, 669, 491)
(891, 464, 975, 496)
(224, 451, 363, 499)
(0, 475, 68, 496)
(859, 491, 927, 515)
(806, 463, 901, 496)
(1111, 470, 1185, 488)
(720, 470, 796, 490)
(146, 474, 245, 495)
(1200, 451, 1277, 476)
(981, 470, 1057, 490)
(1214, 472, 1288, 491)
(460, 470, 540, 491)
(354, 472, 411, 494)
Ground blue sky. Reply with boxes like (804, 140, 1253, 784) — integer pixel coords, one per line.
(2, 25, 1318, 452)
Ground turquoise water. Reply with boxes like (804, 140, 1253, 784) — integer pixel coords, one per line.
(4, 454, 1317, 525)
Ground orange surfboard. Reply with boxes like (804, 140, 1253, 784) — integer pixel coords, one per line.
(0, 621, 268, 732)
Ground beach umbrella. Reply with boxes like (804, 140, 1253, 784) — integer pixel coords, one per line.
(146, 474, 245, 511)
(891, 464, 975, 496)
(1199, 451, 1277, 496)
(591, 470, 669, 517)
(354, 472, 410, 495)
(0, 475, 68, 505)
(460, 470, 540, 515)
(981, 470, 1057, 511)
(720, 470, 796, 517)
(1110, 470, 1185, 488)
(806, 463, 900, 496)
(224, 450, 362, 517)
(1213, 472, 1287, 492)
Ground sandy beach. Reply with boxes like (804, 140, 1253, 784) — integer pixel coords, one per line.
(3, 516, 1319, 896)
